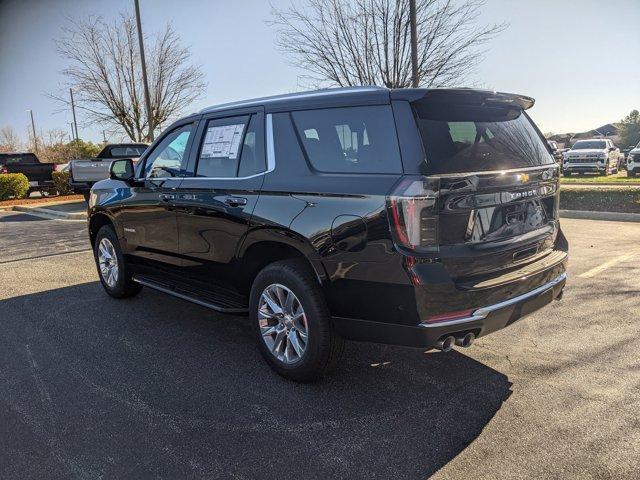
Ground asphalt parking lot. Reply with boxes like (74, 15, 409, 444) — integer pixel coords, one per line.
(0, 211, 639, 479)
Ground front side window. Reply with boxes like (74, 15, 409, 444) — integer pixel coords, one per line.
(291, 105, 403, 174)
(144, 124, 193, 178)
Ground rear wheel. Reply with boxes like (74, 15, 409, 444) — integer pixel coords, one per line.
(93, 225, 142, 298)
(629, 170, 637, 178)
(250, 259, 344, 381)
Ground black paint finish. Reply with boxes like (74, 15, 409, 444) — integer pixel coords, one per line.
(88, 87, 567, 350)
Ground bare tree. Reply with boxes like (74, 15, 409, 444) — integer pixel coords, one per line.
(271, 0, 506, 88)
(50, 14, 206, 142)
(0, 126, 22, 152)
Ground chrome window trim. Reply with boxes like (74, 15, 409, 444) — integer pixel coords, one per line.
(419, 272, 566, 328)
(137, 114, 275, 182)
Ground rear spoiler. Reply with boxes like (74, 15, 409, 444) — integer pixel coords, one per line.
(391, 88, 535, 110)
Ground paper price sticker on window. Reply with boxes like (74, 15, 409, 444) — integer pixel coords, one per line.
(201, 123, 245, 159)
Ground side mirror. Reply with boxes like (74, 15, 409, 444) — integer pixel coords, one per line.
(609, 147, 616, 152)
(110, 158, 135, 182)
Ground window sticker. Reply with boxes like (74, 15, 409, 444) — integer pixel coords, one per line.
(201, 123, 245, 159)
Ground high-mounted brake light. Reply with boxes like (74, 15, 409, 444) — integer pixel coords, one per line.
(387, 176, 440, 253)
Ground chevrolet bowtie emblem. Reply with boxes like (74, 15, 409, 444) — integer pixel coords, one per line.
(518, 173, 530, 183)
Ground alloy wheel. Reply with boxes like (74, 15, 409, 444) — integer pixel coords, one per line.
(258, 283, 309, 364)
(98, 238, 119, 288)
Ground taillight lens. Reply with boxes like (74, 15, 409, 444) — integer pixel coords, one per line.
(387, 176, 440, 253)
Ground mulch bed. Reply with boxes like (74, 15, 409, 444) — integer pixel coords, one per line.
(0, 194, 84, 208)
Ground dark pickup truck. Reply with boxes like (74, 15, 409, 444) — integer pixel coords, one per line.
(0, 152, 55, 196)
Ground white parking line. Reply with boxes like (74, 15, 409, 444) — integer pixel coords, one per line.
(578, 253, 638, 278)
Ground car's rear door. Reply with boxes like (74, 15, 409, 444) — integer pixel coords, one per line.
(395, 90, 561, 281)
(119, 120, 197, 271)
(173, 107, 267, 288)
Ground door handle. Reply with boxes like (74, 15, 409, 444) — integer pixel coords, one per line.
(159, 193, 175, 202)
(224, 196, 247, 207)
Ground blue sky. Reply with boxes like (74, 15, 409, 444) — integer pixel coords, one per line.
(1, 0, 639, 143)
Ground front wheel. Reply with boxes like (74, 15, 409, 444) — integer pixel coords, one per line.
(93, 225, 142, 298)
(250, 259, 344, 382)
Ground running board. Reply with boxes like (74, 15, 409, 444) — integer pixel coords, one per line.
(132, 274, 248, 314)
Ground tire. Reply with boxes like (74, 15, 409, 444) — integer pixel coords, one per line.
(629, 170, 637, 178)
(93, 225, 142, 298)
(250, 259, 344, 382)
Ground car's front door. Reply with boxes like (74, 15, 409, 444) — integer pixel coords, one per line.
(120, 121, 197, 270)
(173, 109, 268, 288)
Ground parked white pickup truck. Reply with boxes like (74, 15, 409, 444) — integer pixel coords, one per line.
(563, 139, 621, 176)
(70, 143, 147, 200)
(627, 142, 640, 177)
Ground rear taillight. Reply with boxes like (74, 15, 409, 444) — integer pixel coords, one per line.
(387, 176, 440, 253)
(0, 167, 7, 174)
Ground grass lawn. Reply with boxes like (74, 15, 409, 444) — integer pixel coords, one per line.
(560, 170, 640, 184)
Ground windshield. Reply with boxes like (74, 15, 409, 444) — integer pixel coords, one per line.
(413, 103, 554, 174)
(573, 141, 606, 150)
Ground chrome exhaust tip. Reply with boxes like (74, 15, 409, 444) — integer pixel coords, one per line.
(455, 332, 475, 348)
(436, 336, 456, 352)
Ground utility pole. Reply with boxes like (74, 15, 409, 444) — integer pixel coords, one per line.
(409, 0, 419, 88)
(102, 130, 107, 143)
(70, 88, 79, 141)
(28, 110, 38, 153)
(70, 123, 75, 142)
(134, 0, 154, 141)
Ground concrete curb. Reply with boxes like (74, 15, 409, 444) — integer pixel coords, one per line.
(560, 210, 640, 222)
(11, 205, 86, 220)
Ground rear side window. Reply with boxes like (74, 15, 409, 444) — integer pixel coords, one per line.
(413, 102, 554, 174)
(291, 105, 402, 174)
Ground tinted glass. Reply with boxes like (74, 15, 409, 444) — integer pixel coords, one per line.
(110, 146, 146, 157)
(413, 103, 554, 174)
(237, 115, 266, 177)
(291, 106, 402, 174)
(144, 125, 193, 178)
(0, 154, 37, 164)
(572, 140, 606, 149)
(196, 116, 249, 177)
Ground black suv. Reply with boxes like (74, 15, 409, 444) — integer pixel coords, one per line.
(88, 87, 567, 381)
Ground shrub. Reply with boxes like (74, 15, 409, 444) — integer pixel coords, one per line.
(0, 173, 29, 200)
(52, 170, 74, 195)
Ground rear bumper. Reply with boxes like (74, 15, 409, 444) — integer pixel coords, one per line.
(334, 272, 566, 349)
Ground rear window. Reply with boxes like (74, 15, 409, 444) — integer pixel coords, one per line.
(109, 146, 146, 157)
(291, 105, 402, 174)
(0, 154, 37, 164)
(413, 103, 554, 174)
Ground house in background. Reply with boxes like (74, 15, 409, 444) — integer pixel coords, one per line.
(569, 123, 621, 145)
